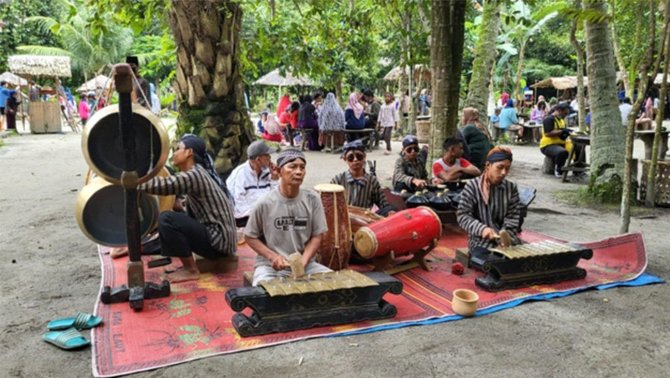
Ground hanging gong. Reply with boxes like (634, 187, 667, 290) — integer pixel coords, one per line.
(81, 104, 169, 185)
(75, 177, 159, 247)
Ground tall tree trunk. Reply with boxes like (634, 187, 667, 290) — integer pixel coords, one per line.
(645, 0, 670, 207)
(465, 0, 501, 127)
(610, 23, 629, 97)
(620, 0, 657, 230)
(584, 0, 625, 203)
(570, 0, 587, 133)
(512, 41, 526, 103)
(398, 73, 408, 133)
(406, 9, 416, 135)
(430, 0, 466, 164)
(168, 0, 253, 179)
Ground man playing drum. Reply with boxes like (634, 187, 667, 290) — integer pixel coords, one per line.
(456, 146, 521, 269)
(244, 148, 332, 286)
(139, 134, 238, 282)
(330, 140, 394, 216)
(392, 135, 430, 192)
(226, 141, 279, 227)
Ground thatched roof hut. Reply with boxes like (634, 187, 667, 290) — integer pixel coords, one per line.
(383, 64, 431, 82)
(77, 75, 112, 93)
(0, 72, 28, 86)
(254, 69, 315, 87)
(8, 55, 71, 78)
(530, 76, 588, 90)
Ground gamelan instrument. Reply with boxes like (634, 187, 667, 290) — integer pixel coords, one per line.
(80, 64, 170, 310)
(475, 240, 593, 292)
(226, 270, 403, 337)
(348, 205, 384, 234)
(353, 206, 442, 272)
(314, 184, 352, 270)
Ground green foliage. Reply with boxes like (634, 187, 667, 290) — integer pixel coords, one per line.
(0, 0, 59, 72)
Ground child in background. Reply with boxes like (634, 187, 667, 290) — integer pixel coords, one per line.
(377, 92, 399, 155)
(78, 95, 90, 126)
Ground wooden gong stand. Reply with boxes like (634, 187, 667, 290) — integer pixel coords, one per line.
(99, 64, 170, 311)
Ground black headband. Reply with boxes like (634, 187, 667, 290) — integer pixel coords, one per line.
(487, 151, 513, 163)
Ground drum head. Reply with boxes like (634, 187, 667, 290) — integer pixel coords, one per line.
(314, 183, 344, 193)
(82, 104, 168, 185)
(76, 178, 159, 247)
(353, 227, 378, 259)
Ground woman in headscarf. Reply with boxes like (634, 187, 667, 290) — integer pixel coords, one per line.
(344, 92, 366, 142)
(138, 134, 237, 283)
(298, 94, 320, 150)
(261, 113, 283, 142)
(276, 94, 291, 118)
(317, 92, 346, 150)
(460, 107, 492, 170)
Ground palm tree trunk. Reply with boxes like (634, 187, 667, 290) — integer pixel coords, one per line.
(645, 0, 670, 207)
(465, 0, 501, 127)
(168, 0, 253, 179)
(584, 0, 625, 203)
(512, 41, 526, 103)
(570, 0, 587, 133)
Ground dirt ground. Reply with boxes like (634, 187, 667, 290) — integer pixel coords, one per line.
(0, 126, 668, 377)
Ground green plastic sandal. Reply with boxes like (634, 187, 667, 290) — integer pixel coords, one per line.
(47, 312, 102, 331)
(42, 328, 90, 350)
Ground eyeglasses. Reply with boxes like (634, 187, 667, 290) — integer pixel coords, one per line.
(405, 146, 419, 153)
(346, 152, 366, 162)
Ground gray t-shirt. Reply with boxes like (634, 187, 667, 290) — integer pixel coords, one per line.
(244, 188, 328, 267)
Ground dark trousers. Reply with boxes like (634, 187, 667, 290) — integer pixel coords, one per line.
(541, 144, 569, 173)
(381, 127, 393, 151)
(158, 212, 220, 259)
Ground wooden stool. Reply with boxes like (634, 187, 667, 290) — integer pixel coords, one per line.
(542, 155, 555, 175)
(195, 254, 239, 274)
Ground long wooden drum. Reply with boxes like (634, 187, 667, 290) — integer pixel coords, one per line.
(81, 104, 168, 185)
(354, 206, 441, 259)
(348, 205, 384, 234)
(314, 183, 352, 270)
(75, 177, 159, 247)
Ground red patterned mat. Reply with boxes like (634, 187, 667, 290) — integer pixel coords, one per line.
(92, 228, 651, 377)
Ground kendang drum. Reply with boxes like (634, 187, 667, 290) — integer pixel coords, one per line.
(348, 205, 384, 234)
(314, 184, 352, 270)
(354, 206, 441, 259)
(76, 176, 160, 247)
(81, 104, 169, 185)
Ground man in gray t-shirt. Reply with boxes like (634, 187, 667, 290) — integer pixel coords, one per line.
(244, 148, 331, 286)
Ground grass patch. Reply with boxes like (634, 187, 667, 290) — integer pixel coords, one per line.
(554, 187, 656, 217)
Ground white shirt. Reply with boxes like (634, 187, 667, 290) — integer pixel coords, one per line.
(619, 103, 633, 125)
(225, 162, 278, 219)
(378, 103, 399, 127)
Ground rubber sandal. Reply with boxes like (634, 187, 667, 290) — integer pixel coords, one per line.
(47, 312, 102, 331)
(42, 328, 90, 350)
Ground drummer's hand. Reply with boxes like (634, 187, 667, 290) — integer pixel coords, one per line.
(431, 177, 443, 185)
(270, 254, 289, 270)
(173, 197, 186, 212)
(412, 178, 427, 188)
(387, 210, 396, 216)
(481, 227, 499, 240)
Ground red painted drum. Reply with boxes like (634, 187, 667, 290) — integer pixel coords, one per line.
(314, 184, 352, 270)
(348, 205, 384, 234)
(353, 206, 442, 259)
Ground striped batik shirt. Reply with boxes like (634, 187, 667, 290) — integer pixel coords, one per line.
(331, 170, 390, 210)
(392, 148, 429, 191)
(456, 176, 521, 251)
(140, 164, 237, 255)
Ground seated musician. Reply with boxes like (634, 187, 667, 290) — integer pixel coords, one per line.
(244, 148, 332, 286)
(456, 147, 521, 269)
(540, 102, 585, 178)
(432, 137, 481, 185)
(392, 135, 429, 192)
(225, 141, 278, 227)
(330, 139, 394, 216)
(139, 134, 237, 283)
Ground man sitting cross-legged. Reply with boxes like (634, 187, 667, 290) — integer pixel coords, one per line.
(330, 139, 394, 216)
(244, 148, 332, 286)
(456, 146, 521, 269)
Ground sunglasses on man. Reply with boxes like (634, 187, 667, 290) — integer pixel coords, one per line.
(345, 152, 366, 162)
(404, 146, 419, 153)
